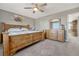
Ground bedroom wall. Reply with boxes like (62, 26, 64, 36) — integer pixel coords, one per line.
(35, 7, 79, 31)
(0, 9, 35, 27)
(35, 15, 67, 31)
(34, 7, 79, 41)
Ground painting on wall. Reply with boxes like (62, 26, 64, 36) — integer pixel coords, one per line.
(14, 15, 24, 22)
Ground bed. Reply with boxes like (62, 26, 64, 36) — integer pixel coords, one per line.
(2, 23, 44, 56)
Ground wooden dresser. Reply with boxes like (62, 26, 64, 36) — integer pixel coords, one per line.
(46, 30, 58, 41)
(46, 29, 65, 42)
(58, 30, 65, 42)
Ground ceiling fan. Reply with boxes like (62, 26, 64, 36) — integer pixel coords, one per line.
(24, 3, 47, 13)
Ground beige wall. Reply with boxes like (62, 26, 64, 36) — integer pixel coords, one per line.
(35, 15, 67, 31)
(0, 9, 35, 27)
(35, 7, 79, 31)
(34, 7, 79, 41)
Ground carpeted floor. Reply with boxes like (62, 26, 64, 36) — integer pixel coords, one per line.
(14, 39, 79, 56)
(0, 39, 79, 56)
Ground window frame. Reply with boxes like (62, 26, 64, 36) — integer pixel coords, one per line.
(49, 19, 61, 30)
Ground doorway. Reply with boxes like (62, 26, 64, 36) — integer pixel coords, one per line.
(67, 13, 79, 43)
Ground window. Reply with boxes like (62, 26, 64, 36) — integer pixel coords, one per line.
(50, 21, 60, 30)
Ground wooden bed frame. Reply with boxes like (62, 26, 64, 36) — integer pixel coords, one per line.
(2, 23, 44, 56)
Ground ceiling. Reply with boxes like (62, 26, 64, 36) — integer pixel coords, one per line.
(0, 3, 79, 19)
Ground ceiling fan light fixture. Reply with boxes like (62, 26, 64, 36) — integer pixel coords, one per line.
(33, 7, 38, 11)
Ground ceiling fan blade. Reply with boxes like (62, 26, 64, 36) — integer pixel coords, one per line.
(37, 7, 44, 12)
(32, 3, 38, 8)
(40, 3, 47, 7)
(39, 9, 44, 12)
(33, 11, 35, 13)
(24, 7, 32, 9)
(35, 3, 39, 7)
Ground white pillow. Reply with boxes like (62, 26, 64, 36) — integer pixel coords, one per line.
(7, 28, 21, 32)
(21, 28, 29, 31)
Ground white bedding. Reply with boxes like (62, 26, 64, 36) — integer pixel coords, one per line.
(8, 31, 41, 36)
(5, 28, 41, 36)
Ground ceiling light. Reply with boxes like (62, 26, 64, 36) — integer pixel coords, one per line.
(33, 7, 38, 11)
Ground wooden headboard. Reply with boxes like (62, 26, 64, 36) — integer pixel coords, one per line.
(2, 23, 30, 32)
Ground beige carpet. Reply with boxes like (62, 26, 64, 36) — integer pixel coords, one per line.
(14, 39, 79, 56)
(0, 39, 79, 56)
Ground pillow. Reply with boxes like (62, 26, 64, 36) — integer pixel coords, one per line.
(7, 28, 22, 32)
(21, 28, 29, 31)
